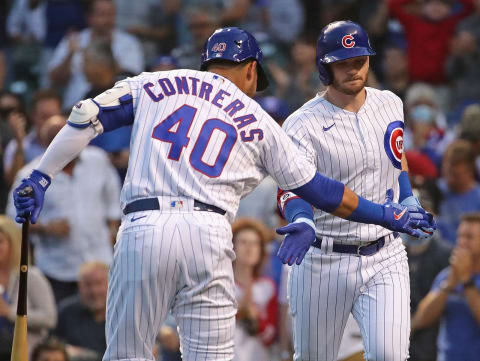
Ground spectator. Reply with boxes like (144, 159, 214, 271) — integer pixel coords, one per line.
(412, 212, 480, 361)
(446, 0, 480, 110)
(437, 140, 480, 244)
(53, 261, 109, 358)
(403, 186, 452, 361)
(171, 4, 220, 70)
(232, 218, 277, 361)
(82, 39, 132, 182)
(403, 83, 451, 168)
(114, 0, 175, 62)
(32, 337, 69, 361)
(3, 89, 61, 186)
(48, 0, 144, 109)
(271, 34, 322, 110)
(389, 0, 474, 85)
(150, 55, 178, 72)
(6, 0, 46, 90)
(381, 45, 409, 97)
(6, 115, 121, 303)
(459, 103, 480, 176)
(0, 91, 25, 212)
(0, 215, 56, 359)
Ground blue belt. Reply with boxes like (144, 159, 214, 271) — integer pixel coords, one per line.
(123, 198, 226, 216)
(312, 232, 399, 256)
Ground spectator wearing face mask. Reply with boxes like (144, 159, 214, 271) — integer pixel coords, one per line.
(403, 83, 453, 169)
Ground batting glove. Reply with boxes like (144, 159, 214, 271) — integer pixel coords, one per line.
(400, 195, 436, 239)
(382, 189, 433, 238)
(13, 169, 51, 224)
(276, 218, 316, 266)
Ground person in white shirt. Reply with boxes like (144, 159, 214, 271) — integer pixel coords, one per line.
(48, 0, 144, 109)
(6, 115, 121, 303)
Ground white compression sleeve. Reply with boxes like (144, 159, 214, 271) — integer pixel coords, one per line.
(36, 125, 97, 178)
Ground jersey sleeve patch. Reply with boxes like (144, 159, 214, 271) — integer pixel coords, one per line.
(384, 120, 404, 170)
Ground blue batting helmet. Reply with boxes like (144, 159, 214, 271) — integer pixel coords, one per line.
(200, 27, 269, 91)
(316, 21, 375, 85)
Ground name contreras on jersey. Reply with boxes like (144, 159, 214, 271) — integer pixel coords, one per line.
(143, 76, 263, 142)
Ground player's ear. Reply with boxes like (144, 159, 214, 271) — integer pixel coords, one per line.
(246, 60, 257, 82)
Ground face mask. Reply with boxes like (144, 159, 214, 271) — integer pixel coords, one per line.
(410, 105, 435, 124)
(401, 233, 431, 247)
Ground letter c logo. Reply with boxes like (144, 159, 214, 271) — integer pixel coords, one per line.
(342, 35, 355, 48)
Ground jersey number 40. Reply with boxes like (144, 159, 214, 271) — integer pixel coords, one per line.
(152, 104, 237, 178)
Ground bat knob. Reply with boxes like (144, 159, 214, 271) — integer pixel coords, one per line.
(17, 186, 34, 197)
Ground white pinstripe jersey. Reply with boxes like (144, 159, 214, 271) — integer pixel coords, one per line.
(283, 87, 404, 243)
(121, 69, 315, 221)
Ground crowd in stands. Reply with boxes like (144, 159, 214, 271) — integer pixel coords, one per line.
(0, 0, 479, 360)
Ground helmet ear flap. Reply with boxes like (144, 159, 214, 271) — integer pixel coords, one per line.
(317, 63, 332, 85)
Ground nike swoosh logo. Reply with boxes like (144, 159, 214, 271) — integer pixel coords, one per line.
(393, 208, 407, 221)
(130, 215, 147, 222)
(323, 124, 335, 131)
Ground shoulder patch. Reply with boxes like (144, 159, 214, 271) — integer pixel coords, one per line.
(384, 120, 404, 169)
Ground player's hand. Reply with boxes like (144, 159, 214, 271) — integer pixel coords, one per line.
(450, 247, 473, 284)
(382, 189, 434, 238)
(400, 195, 436, 239)
(13, 169, 51, 224)
(276, 220, 315, 266)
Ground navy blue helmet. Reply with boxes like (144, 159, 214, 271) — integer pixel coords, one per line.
(200, 27, 269, 91)
(316, 21, 375, 85)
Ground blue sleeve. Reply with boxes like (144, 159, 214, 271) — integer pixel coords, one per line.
(283, 197, 314, 223)
(398, 171, 413, 202)
(347, 196, 384, 224)
(290, 172, 345, 213)
(93, 94, 135, 132)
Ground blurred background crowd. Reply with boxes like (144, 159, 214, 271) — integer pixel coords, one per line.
(0, 0, 480, 360)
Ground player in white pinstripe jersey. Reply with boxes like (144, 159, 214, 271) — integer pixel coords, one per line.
(12, 27, 433, 361)
(277, 21, 436, 361)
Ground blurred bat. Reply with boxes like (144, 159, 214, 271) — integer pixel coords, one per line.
(10, 186, 32, 361)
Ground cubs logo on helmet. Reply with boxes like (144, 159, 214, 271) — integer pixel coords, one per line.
(341, 35, 355, 48)
(384, 120, 404, 169)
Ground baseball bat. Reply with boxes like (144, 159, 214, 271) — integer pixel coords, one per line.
(10, 186, 33, 361)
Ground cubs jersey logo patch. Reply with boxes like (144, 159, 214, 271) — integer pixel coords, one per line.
(384, 120, 404, 169)
(342, 35, 355, 48)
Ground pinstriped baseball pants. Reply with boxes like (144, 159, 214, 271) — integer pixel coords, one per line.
(102, 210, 236, 361)
(289, 235, 410, 361)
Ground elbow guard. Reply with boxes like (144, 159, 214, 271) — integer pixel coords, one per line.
(67, 81, 134, 134)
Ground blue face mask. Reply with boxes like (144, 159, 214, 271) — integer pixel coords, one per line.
(410, 105, 435, 124)
(401, 233, 431, 247)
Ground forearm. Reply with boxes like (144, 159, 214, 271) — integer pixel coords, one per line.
(464, 287, 480, 325)
(411, 291, 449, 330)
(49, 53, 74, 85)
(36, 125, 97, 178)
(4, 147, 25, 185)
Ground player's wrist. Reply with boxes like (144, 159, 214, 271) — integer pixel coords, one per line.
(439, 280, 454, 294)
(30, 169, 51, 190)
(293, 217, 315, 231)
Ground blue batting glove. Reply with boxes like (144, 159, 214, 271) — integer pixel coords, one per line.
(400, 195, 436, 239)
(276, 218, 315, 266)
(382, 189, 432, 238)
(13, 169, 51, 224)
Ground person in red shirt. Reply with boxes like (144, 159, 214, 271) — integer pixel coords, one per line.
(389, 0, 474, 84)
(232, 218, 278, 361)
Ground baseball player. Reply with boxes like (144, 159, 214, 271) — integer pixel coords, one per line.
(12, 27, 431, 361)
(277, 21, 436, 361)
